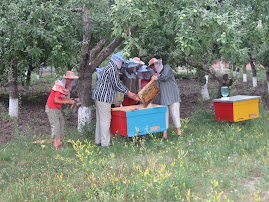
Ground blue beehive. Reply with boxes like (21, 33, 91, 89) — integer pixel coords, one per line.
(111, 104, 167, 137)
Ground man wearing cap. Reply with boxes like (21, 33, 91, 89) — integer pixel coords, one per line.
(149, 58, 182, 138)
(45, 71, 79, 150)
(92, 52, 137, 147)
(120, 58, 140, 106)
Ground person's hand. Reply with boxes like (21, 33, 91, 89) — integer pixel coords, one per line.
(127, 92, 137, 100)
(74, 98, 80, 103)
(151, 73, 158, 81)
(69, 99, 76, 105)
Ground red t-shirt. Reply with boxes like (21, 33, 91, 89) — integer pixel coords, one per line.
(46, 90, 67, 109)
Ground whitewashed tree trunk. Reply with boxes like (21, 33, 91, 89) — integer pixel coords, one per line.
(8, 61, 19, 118)
(219, 60, 223, 70)
(250, 60, 257, 87)
(201, 75, 210, 100)
(252, 77, 258, 87)
(9, 97, 18, 117)
(233, 71, 237, 77)
(78, 106, 92, 132)
(242, 63, 247, 82)
(232, 64, 238, 78)
(35, 73, 40, 80)
(243, 74, 247, 82)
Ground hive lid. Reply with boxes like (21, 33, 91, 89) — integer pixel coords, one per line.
(137, 80, 160, 107)
(111, 104, 163, 112)
(212, 95, 261, 103)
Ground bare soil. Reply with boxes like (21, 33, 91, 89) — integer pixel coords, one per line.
(0, 78, 268, 144)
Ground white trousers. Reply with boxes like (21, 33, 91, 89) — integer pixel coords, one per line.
(95, 101, 111, 147)
(166, 102, 181, 129)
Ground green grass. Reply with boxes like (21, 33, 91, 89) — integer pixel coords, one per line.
(0, 105, 268, 201)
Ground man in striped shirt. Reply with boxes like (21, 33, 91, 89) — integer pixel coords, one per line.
(149, 58, 182, 138)
(92, 52, 137, 147)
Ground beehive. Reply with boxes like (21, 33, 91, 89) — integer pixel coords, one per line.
(111, 104, 167, 137)
(212, 95, 261, 122)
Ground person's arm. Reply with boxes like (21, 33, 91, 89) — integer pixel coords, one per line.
(110, 65, 129, 94)
(54, 96, 75, 105)
(158, 65, 173, 81)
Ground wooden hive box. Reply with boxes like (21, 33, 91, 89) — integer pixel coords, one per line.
(212, 95, 261, 122)
(137, 80, 160, 107)
(111, 104, 167, 137)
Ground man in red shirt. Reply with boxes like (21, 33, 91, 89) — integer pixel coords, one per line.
(45, 71, 79, 149)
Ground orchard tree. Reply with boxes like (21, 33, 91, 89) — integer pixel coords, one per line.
(70, 0, 171, 130)
(256, 1, 269, 92)
(237, 1, 264, 87)
(0, 0, 82, 117)
(174, 0, 248, 97)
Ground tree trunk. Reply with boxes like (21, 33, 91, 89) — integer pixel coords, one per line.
(184, 56, 223, 98)
(266, 67, 269, 93)
(232, 64, 237, 77)
(236, 67, 240, 77)
(25, 66, 34, 95)
(250, 60, 257, 87)
(8, 60, 18, 117)
(74, 4, 125, 132)
(201, 75, 210, 100)
(242, 63, 247, 82)
(216, 80, 223, 98)
(219, 60, 223, 70)
(76, 4, 92, 132)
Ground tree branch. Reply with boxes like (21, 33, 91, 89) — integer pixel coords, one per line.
(89, 25, 138, 70)
(184, 55, 202, 68)
(184, 55, 222, 81)
(89, 38, 107, 60)
(89, 38, 125, 70)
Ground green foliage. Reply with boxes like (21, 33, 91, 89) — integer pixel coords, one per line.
(0, 0, 82, 86)
(174, 0, 248, 66)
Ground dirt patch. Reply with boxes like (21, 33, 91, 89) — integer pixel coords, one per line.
(0, 78, 268, 144)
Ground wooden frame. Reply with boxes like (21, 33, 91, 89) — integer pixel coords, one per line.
(137, 80, 160, 107)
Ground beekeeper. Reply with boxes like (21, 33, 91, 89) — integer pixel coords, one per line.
(149, 58, 182, 138)
(120, 58, 140, 106)
(92, 52, 137, 147)
(45, 71, 79, 150)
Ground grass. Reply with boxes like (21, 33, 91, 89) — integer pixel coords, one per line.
(0, 104, 268, 201)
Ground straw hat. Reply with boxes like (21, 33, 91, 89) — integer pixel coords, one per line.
(148, 58, 162, 66)
(63, 71, 79, 79)
(133, 57, 145, 65)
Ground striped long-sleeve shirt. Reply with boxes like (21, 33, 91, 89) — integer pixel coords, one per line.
(156, 64, 181, 105)
(92, 60, 129, 104)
